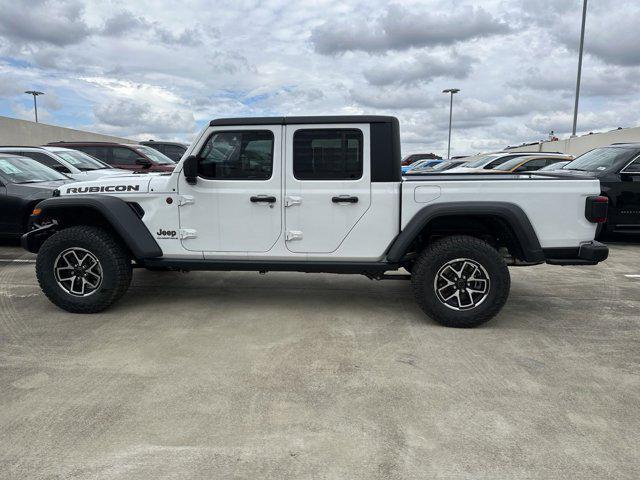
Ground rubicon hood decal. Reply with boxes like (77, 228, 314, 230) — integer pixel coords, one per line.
(65, 184, 141, 194)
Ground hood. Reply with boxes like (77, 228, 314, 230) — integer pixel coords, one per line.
(531, 169, 599, 179)
(59, 175, 152, 196)
(77, 168, 136, 181)
(6, 179, 70, 200)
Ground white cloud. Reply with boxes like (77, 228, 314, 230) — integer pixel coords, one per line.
(0, 0, 638, 157)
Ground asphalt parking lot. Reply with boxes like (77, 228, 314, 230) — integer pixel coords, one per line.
(0, 240, 639, 479)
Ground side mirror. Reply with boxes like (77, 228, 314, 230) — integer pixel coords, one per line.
(135, 158, 152, 168)
(183, 155, 198, 184)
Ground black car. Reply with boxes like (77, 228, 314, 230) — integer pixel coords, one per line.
(139, 140, 188, 162)
(0, 154, 71, 237)
(553, 144, 640, 235)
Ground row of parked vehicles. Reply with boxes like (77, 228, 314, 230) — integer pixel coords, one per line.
(402, 151, 573, 174)
(0, 141, 186, 238)
(402, 147, 640, 237)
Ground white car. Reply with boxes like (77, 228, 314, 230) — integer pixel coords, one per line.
(446, 152, 569, 173)
(23, 116, 608, 328)
(0, 147, 130, 181)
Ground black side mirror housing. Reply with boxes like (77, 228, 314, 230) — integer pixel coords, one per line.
(183, 155, 198, 184)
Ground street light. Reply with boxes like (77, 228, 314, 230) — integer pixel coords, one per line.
(572, 0, 587, 137)
(24, 90, 44, 123)
(442, 88, 460, 159)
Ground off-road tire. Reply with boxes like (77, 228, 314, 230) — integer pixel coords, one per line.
(411, 235, 510, 328)
(36, 226, 132, 313)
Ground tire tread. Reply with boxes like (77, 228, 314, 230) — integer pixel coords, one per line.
(411, 235, 510, 328)
(36, 226, 132, 313)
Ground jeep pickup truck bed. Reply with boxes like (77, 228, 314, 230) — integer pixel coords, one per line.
(22, 116, 608, 327)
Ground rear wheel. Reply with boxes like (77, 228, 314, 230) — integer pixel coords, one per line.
(411, 235, 510, 328)
(36, 226, 132, 313)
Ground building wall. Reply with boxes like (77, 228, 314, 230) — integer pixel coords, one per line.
(507, 126, 640, 157)
(0, 116, 135, 146)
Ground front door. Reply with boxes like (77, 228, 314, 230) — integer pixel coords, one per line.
(178, 125, 282, 253)
(283, 124, 371, 253)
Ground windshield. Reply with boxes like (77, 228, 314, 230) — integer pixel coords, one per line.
(408, 159, 427, 167)
(494, 157, 527, 171)
(462, 155, 498, 168)
(134, 145, 175, 165)
(539, 161, 569, 171)
(431, 161, 459, 171)
(0, 156, 68, 183)
(54, 150, 110, 171)
(563, 147, 639, 172)
(413, 160, 440, 170)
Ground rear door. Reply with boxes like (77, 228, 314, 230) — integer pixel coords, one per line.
(283, 123, 371, 253)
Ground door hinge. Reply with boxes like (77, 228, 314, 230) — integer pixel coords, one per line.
(286, 230, 303, 241)
(178, 195, 195, 206)
(285, 196, 302, 207)
(179, 229, 197, 239)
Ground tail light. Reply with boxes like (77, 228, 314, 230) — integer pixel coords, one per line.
(585, 195, 608, 223)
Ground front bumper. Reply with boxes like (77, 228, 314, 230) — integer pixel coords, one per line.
(544, 241, 609, 266)
(21, 222, 57, 253)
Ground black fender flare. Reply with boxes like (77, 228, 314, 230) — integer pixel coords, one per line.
(21, 195, 162, 259)
(385, 202, 545, 263)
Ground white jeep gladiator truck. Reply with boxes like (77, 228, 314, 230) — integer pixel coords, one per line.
(22, 116, 609, 327)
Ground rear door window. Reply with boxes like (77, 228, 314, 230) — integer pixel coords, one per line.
(75, 146, 109, 163)
(112, 147, 141, 166)
(516, 159, 547, 172)
(293, 129, 363, 180)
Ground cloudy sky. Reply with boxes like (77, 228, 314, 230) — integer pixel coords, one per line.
(0, 0, 638, 157)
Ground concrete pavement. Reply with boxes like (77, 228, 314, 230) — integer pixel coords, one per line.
(0, 241, 639, 479)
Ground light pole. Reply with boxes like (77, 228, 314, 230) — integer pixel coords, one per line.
(24, 90, 44, 123)
(572, 0, 587, 137)
(442, 88, 460, 159)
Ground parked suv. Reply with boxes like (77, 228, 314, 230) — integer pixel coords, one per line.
(0, 154, 72, 237)
(140, 140, 188, 162)
(548, 144, 640, 236)
(446, 152, 568, 173)
(47, 142, 176, 173)
(477, 155, 573, 174)
(0, 146, 130, 180)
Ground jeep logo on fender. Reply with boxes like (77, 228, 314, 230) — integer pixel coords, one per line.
(156, 229, 177, 239)
(66, 185, 140, 194)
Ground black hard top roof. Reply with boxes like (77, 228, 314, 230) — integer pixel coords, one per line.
(209, 115, 398, 127)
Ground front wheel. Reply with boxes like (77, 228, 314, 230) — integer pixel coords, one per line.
(411, 235, 510, 328)
(36, 226, 132, 313)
